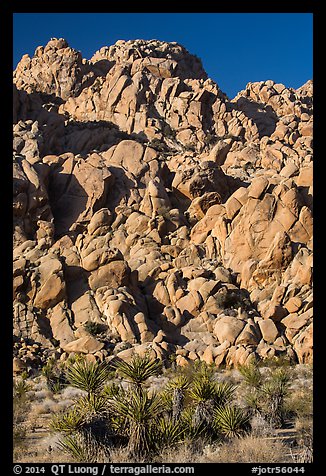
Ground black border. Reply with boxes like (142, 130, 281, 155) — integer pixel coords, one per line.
(2, 1, 322, 474)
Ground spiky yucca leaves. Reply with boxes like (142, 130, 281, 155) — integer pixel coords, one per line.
(112, 354, 162, 389)
(103, 382, 126, 400)
(189, 379, 236, 415)
(191, 360, 215, 381)
(51, 393, 112, 438)
(52, 393, 116, 450)
(260, 368, 290, 428)
(244, 389, 262, 416)
(214, 405, 250, 438)
(42, 357, 67, 393)
(166, 374, 190, 422)
(65, 360, 110, 398)
(188, 373, 237, 437)
(189, 377, 217, 433)
(241, 366, 290, 428)
(238, 361, 262, 389)
(156, 416, 185, 448)
(74, 393, 109, 417)
(215, 381, 237, 407)
(179, 407, 206, 441)
(57, 431, 109, 463)
(102, 383, 129, 436)
(51, 407, 85, 434)
(109, 387, 164, 458)
(13, 379, 31, 401)
(189, 377, 217, 404)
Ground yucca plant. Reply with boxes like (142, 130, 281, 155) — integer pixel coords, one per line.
(238, 361, 262, 389)
(191, 360, 215, 381)
(214, 381, 237, 407)
(112, 354, 162, 389)
(109, 386, 164, 458)
(103, 382, 125, 399)
(156, 416, 185, 448)
(13, 379, 31, 402)
(51, 407, 85, 434)
(189, 377, 217, 431)
(42, 357, 67, 393)
(74, 393, 109, 417)
(179, 407, 206, 441)
(244, 389, 262, 416)
(214, 405, 250, 438)
(166, 374, 190, 422)
(65, 360, 110, 398)
(260, 368, 290, 428)
(57, 431, 109, 463)
(189, 377, 217, 403)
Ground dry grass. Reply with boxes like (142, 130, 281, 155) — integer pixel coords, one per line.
(214, 435, 290, 463)
(33, 389, 53, 400)
(59, 386, 87, 400)
(250, 415, 275, 437)
(154, 435, 289, 463)
(30, 398, 61, 416)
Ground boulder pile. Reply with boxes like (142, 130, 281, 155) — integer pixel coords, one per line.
(13, 38, 313, 371)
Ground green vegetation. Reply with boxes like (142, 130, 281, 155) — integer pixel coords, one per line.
(215, 288, 251, 311)
(50, 355, 252, 462)
(83, 321, 105, 336)
(42, 356, 67, 393)
(14, 356, 313, 464)
(13, 378, 32, 460)
(239, 361, 291, 428)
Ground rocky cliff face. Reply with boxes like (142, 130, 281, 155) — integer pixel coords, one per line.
(13, 38, 313, 371)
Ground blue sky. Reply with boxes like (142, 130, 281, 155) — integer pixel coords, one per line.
(13, 13, 313, 99)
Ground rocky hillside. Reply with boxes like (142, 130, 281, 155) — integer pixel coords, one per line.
(13, 38, 313, 372)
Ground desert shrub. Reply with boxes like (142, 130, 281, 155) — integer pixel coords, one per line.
(259, 355, 293, 369)
(213, 405, 250, 438)
(179, 407, 207, 441)
(156, 417, 185, 448)
(240, 363, 291, 428)
(260, 368, 290, 427)
(164, 374, 190, 422)
(284, 370, 313, 421)
(52, 356, 165, 461)
(84, 321, 105, 336)
(13, 378, 32, 458)
(238, 360, 262, 388)
(109, 387, 164, 458)
(57, 431, 109, 463)
(42, 357, 67, 393)
(14, 379, 32, 401)
(293, 416, 313, 463)
(51, 407, 85, 434)
(215, 288, 251, 311)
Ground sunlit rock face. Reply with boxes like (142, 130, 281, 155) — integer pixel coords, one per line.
(13, 38, 313, 369)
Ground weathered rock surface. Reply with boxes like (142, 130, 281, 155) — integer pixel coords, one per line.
(13, 38, 313, 369)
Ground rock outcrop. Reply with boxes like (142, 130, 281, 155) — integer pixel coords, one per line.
(13, 38, 313, 371)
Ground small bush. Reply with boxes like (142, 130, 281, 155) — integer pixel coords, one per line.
(57, 432, 109, 463)
(42, 357, 67, 393)
(215, 289, 250, 310)
(84, 321, 105, 336)
(214, 405, 250, 438)
(13, 379, 32, 459)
